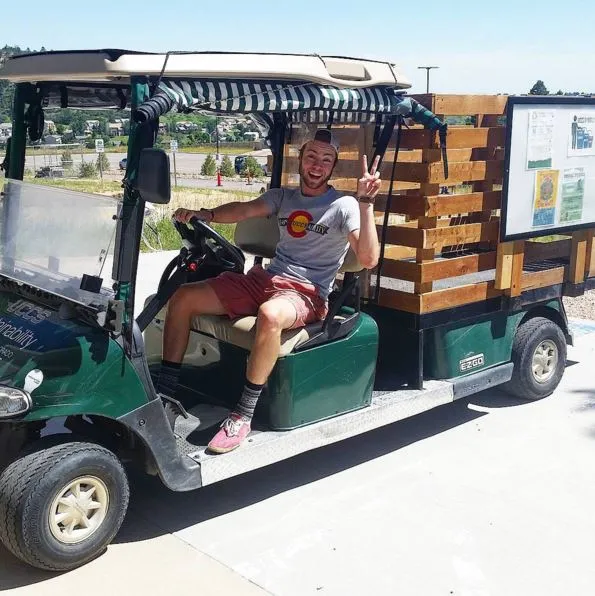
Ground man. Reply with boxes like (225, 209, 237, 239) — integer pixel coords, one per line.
(158, 129, 381, 454)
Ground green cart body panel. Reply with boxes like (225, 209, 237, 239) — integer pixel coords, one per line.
(172, 312, 379, 430)
(424, 300, 565, 379)
(0, 291, 149, 421)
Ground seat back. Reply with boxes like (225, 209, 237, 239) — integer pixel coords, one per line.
(234, 216, 362, 273)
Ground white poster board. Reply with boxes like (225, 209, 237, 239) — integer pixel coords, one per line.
(502, 97, 595, 241)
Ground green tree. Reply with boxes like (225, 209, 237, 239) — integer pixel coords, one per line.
(529, 80, 549, 95)
(219, 155, 235, 177)
(96, 152, 110, 172)
(241, 156, 264, 178)
(201, 154, 217, 176)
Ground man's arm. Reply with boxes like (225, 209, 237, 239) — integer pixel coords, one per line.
(173, 196, 272, 224)
(347, 155, 382, 270)
(348, 203, 379, 270)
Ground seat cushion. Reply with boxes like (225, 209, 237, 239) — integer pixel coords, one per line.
(191, 314, 311, 356)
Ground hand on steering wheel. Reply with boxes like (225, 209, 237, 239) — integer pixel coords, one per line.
(171, 215, 244, 273)
(173, 208, 213, 224)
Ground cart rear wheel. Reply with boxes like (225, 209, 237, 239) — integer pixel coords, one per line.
(0, 441, 129, 571)
(502, 317, 566, 400)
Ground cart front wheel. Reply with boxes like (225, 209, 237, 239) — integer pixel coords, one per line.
(502, 317, 566, 400)
(0, 441, 129, 571)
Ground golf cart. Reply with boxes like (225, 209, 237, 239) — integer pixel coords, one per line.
(0, 50, 574, 572)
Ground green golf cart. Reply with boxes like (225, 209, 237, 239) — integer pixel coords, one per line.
(0, 50, 573, 572)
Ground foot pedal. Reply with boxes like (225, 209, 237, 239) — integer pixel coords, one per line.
(159, 393, 190, 419)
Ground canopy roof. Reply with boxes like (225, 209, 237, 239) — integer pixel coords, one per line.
(0, 49, 411, 89)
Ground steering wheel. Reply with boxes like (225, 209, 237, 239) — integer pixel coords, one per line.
(172, 216, 245, 273)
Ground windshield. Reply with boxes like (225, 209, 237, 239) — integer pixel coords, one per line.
(0, 179, 119, 309)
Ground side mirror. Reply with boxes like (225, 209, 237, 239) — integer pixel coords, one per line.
(136, 148, 171, 204)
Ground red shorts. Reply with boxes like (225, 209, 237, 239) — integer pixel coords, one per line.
(207, 265, 328, 329)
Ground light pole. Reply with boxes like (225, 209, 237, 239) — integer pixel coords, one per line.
(215, 116, 220, 162)
(417, 66, 439, 93)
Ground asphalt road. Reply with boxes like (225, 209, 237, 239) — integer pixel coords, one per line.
(25, 150, 270, 175)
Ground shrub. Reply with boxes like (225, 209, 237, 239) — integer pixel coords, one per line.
(60, 150, 73, 169)
(79, 162, 97, 178)
(219, 155, 235, 177)
(241, 156, 264, 178)
(96, 152, 110, 172)
(201, 154, 217, 176)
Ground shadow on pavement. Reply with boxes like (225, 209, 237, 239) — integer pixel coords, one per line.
(116, 395, 496, 544)
(0, 387, 533, 587)
(0, 546, 60, 590)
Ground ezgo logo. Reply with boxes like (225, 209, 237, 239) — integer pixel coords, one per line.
(459, 353, 485, 372)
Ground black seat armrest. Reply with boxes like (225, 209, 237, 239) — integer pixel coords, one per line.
(294, 274, 361, 352)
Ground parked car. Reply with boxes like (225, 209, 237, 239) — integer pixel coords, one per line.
(119, 157, 127, 170)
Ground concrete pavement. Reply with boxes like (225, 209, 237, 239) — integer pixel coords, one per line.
(2, 250, 595, 595)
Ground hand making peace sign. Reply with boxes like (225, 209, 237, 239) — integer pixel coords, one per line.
(356, 154, 382, 203)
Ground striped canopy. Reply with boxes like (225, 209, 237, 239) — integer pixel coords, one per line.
(133, 79, 445, 132)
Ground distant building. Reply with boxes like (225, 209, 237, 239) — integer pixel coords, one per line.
(44, 135, 62, 145)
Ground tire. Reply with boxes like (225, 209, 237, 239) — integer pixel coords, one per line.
(0, 441, 129, 571)
(502, 316, 566, 400)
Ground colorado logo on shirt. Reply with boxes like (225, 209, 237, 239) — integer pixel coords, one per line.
(280, 211, 330, 238)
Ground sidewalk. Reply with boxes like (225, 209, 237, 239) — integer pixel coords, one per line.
(0, 511, 268, 595)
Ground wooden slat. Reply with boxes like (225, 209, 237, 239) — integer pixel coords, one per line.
(425, 221, 499, 249)
(415, 182, 440, 293)
(377, 287, 421, 313)
(425, 191, 501, 217)
(524, 238, 572, 263)
(420, 281, 502, 313)
(569, 230, 588, 284)
(521, 267, 566, 291)
(380, 220, 500, 249)
(586, 231, 595, 277)
(382, 251, 497, 283)
(375, 194, 426, 217)
(508, 240, 525, 297)
(383, 147, 505, 164)
(383, 245, 417, 260)
(395, 160, 503, 184)
(410, 94, 508, 116)
(375, 191, 502, 218)
(381, 225, 424, 248)
(495, 241, 515, 290)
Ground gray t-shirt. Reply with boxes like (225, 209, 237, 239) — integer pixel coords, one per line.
(262, 186, 360, 299)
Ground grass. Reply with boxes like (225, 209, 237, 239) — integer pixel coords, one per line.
(23, 177, 258, 252)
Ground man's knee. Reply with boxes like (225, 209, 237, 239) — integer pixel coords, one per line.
(257, 301, 294, 333)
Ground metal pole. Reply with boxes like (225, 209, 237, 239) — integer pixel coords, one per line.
(216, 116, 220, 161)
(173, 152, 177, 188)
(417, 66, 439, 93)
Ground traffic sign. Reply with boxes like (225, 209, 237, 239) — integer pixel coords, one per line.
(170, 139, 178, 153)
(95, 139, 104, 153)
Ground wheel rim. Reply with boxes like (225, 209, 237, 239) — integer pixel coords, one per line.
(49, 476, 109, 545)
(531, 339, 558, 384)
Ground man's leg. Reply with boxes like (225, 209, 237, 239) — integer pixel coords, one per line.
(157, 281, 226, 398)
(207, 297, 297, 453)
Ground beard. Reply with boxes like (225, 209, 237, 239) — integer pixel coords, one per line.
(299, 163, 333, 192)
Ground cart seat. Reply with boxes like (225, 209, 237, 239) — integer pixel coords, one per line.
(190, 214, 361, 354)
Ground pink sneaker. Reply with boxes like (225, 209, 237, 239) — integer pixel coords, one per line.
(207, 414, 251, 454)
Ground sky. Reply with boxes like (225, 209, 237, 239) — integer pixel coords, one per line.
(3, 0, 595, 95)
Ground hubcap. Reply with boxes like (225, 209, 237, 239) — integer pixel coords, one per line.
(49, 476, 109, 544)
(532, 339, 558, 384)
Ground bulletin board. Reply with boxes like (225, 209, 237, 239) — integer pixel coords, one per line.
(501, 95, 595, 241)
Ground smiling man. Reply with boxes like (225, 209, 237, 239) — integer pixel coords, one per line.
(158, 129, 381, 453)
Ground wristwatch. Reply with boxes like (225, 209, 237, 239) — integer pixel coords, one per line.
(357, 196, 375, 204)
